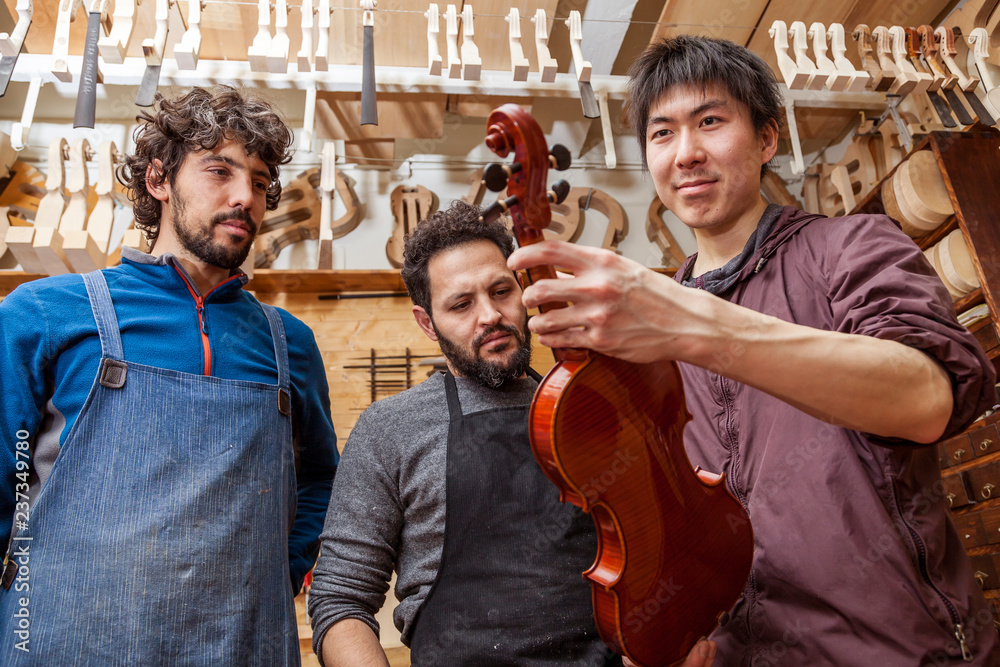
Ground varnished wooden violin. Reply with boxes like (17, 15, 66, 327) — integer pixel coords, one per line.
(480, 104, 754, 667)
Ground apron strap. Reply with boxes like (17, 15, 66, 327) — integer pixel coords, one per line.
(443, 369, 542, 420)
(260, 303, 292, 416)
(6, 270, 129, 585)
(442, 371, 462, 422)
(82, 271, 128, 389)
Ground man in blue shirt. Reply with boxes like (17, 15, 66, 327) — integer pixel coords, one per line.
(0, 86, 337, 665)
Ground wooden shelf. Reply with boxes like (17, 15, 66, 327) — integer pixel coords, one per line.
(0, 272, 46, 296)
(2, 267, 678, 297)
(247, 270, 407, 294)
(956, 288, 986, 314)
(0, 269, 409, 296)
(852, 132, 1000, 373)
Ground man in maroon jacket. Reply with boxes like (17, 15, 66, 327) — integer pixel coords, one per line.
(510, 36, 999, 665)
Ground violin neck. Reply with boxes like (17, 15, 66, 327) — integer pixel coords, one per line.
(513, 219, 587, 364)
(522, 265, 568, 314)
(514, 219, 571, 315)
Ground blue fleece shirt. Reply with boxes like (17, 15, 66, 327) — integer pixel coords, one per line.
(0, 248, 338, 592)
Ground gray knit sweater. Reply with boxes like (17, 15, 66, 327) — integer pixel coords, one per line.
(308, 371, 539, 656)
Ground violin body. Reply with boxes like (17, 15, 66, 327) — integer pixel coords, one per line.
(482, 103, 754, 667)
(531, 354, 753, 666)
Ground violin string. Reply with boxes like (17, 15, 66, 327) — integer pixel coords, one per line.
(285, 155, 650, 170)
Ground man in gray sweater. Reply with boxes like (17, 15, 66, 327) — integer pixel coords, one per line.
(308, 201, 714, 667)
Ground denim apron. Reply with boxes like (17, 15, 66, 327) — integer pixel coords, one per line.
(0, 270, 299, 665)
(407, 371, 620, 666)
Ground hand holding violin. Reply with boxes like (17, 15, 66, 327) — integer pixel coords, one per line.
(510, 236, 953, 444)
(509, 239, 722, 365)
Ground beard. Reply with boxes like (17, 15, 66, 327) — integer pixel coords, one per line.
(435, 320, 533, 389)
(171, 186, 258, 270)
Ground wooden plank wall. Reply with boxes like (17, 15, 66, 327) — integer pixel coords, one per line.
(254, 290, 556, 445)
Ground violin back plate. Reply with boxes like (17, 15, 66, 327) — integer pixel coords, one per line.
(530, 355, 754, 667)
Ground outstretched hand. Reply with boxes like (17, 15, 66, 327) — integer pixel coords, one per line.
(508, 240, 713, 365)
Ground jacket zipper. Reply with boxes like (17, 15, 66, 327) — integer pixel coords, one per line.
(173, 268, 240, 376)
(893, 483, 973, 661)
(718, 375, 759, 654)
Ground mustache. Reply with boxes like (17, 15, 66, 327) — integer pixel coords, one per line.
(472, 324, 522, 349)
(673, 169, 720, 188)
(211, 209, 258, 236)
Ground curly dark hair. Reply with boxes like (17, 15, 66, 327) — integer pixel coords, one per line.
(401, 200, 515, 316)
(117, 85, 294, 246)
(626, 35, 783, 176)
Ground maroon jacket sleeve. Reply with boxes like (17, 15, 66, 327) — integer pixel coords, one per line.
(823, 213, 996, 441)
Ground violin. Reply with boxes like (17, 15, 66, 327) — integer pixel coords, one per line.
(481, 104, 753, 667)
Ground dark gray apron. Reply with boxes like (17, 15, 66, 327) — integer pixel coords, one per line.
(408, 371, 621, 666)
(0, 270, 299, 665)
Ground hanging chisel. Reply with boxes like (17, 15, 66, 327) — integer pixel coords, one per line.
(136, 0, 172, 107)
(74, 0, 108, 128)
(360, 0, 377, 125)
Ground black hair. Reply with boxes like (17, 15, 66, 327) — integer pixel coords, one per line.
(626, 35, 783, 175)
(401, 200, 515, 315)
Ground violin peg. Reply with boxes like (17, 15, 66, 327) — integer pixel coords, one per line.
(549, 144, 572, 171)
(479, 195, 518, 224)
(548, 180, 570, 205)
(483, 163, 509, 192)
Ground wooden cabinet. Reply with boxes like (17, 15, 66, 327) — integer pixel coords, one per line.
(853, 131, 1000, 375)
(852, 130, 1000, 619)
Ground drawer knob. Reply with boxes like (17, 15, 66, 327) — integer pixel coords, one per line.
(975, 571, 989, 587)
(955, 449, 967, 462)
(981, 439, 993, 451)
(948, 493, 956, 507)
(983, 483, 996, 499)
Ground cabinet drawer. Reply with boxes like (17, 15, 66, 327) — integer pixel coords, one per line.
(969, 424, 1000, 458)
(969, 555, 999, 590)
(938, 442, 951, 469)
(938, 442, 952, 469)
(954, 512, 987, 549)
(943, 433, 975, 466)
(971, 319, 999, 355)
(943, 472, 976, 508)
(980, 506, 1000, 545)
(968, 462, 1000, 502)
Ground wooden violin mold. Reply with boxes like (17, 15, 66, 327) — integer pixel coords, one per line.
(386, 184, 437, 269)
